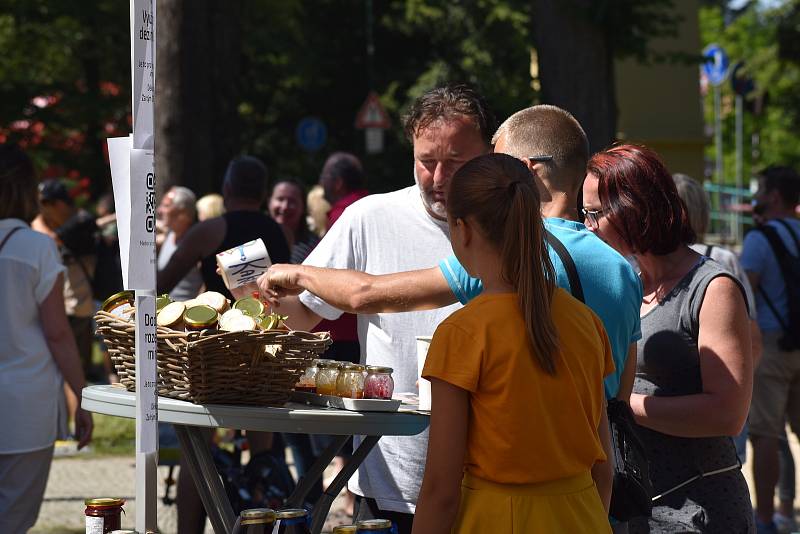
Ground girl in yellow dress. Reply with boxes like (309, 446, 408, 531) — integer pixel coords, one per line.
(412, 153, 613, 533)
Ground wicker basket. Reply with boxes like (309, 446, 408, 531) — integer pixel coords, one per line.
(95, 311, 331, 406)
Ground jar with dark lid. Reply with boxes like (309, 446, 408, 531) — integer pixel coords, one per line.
(364, 366, 394, 400)
(183, 304, 219, 331)
(276, 508, 310, 534)
(239, 507, 276, 533)
(356, 519, 394, 532)
(84, 497, 125, 534)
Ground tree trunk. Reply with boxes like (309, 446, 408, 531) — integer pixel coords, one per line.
(155, 0, 242, 199)
(531, 0, 617, 153)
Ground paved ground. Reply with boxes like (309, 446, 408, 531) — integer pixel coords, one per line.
(31, 450, 352, 534)
(31, 431, 800, 533)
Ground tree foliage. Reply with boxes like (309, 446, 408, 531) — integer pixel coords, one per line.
(1, 0, 687, 199)
(699, 0, 800, 182)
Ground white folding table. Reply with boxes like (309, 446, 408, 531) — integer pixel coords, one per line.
(82, 385, 429, 533)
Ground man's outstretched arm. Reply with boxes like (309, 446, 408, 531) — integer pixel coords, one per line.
(258, 264, 458, 314)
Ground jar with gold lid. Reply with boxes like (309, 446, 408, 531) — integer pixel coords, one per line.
(336, 364, 366, 399)
(332, 526, 358, 534)
(356, 519, 394, 532)
(364, 366, 394, 400)
(183, 304, 219, 332)
(315, 360, 340, 396)
(233, 295, 265, 318)
(239, 507, 276, 533)
(101, 291, 135, 320)
(84, 497, 125, 534)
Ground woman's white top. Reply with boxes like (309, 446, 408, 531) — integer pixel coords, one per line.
(0, 219, 67, 453)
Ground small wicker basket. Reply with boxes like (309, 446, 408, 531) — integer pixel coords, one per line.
(95, 311, 331, 406)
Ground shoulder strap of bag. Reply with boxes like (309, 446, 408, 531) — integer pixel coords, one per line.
(705, 244, 714, 257)
(544, 229, 585, 303)
(0, 227, 22, 256)
(774, 219, 800, 254)
(754, 224, 793, 332)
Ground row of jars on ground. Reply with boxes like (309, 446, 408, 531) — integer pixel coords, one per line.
(237, 507, 394, 533)
(295, 360, 395, 400)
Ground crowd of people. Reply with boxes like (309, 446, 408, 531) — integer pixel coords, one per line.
(0, 83, 799, 533)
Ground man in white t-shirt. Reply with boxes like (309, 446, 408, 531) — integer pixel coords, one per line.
(271, 85, 493, 532)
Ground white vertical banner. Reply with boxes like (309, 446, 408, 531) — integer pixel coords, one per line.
(129, 0, 157, 532)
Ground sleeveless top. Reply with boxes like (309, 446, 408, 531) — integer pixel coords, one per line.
(630, 257, 753, 533)
(199, 211, 290, 301)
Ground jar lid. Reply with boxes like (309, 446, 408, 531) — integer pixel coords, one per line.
(342, 364, 365, 371)
(233, 296, 265, 318)
(276, 508, 308, 519)
(110, 531, 137, 534)
(356, 519, 393, 530)
(317, 360, 340, 369)
(85, 497, 125, 507)
(366, 365, 393, 374)
(184, 305, 219, 327)
(101, 291, 134, 313)
(155, 294, 172, 312)
(332, 526, 358, 534)
(240, 507, 276, 524)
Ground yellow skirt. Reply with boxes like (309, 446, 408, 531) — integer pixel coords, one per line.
(452, 471, 611, 533)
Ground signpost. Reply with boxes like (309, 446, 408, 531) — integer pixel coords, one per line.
(355, 92, 391, 154)
(296, 117, 327, 152)
(731, 61, 755, 244)
(703, 44, 729, 187)
(108, 1, 158, 531)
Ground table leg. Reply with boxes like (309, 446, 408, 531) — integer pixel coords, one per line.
(174, 424, 236, 534)
(309, 435, 381, 534)
(285, 435, 349, 508)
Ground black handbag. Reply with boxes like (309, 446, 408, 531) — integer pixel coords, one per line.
(545, 230, 653, 521)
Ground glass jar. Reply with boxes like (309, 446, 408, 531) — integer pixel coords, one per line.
(183, 304, 219, 332)
(276, 508, 310, 534)
(315, 360, 340, 396)
(240, 508, 276, 534)
(364, 366, 394, 400)
(356, 519, 394, 533)
(332, 526, 358, 534)
(295, 361, 319, 393)
(84, 497, 125, 534)
(101, 291, 135, 321)
(336, 364, 366, 399)
(233, 296, 265, 318)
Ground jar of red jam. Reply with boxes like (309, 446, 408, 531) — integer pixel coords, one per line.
(84, 497, 125, 533)
(364, 366, 394, 400)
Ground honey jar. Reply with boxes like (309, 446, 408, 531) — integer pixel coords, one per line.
(336, 364, 366, 399)
(315, 360, 340, 396)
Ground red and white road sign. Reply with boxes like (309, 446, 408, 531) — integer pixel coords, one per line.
(355, 92, 391, 129)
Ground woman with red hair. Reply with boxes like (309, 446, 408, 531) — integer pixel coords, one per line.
(583, 144, 753, 533)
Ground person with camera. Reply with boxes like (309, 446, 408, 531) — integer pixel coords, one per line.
(742, 166, 800, 534)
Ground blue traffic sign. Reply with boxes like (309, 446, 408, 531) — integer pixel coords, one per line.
(702, 44, 729, 86)
(295, 117, 327, 152)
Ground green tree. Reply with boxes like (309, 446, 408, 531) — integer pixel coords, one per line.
(0, 0, 130, 200)
(699, 1, 800, 184)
